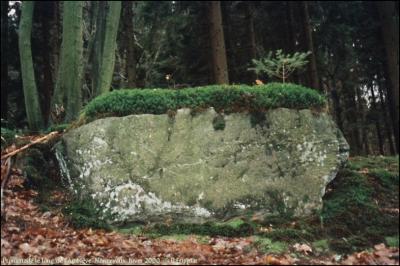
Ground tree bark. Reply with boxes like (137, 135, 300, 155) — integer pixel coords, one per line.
(369, 84, 384, 155)
(378, 80, 396, 155)
(287, 1, 300, 84)
(122, 1, 137, 88)
(209, 1, 229, 84)
(19, 1, 44, 131)
(355, 85, 369, 155)
(97, 1, 122, 94)
(378, 1, 399, 153)
(245, 2, 257, 82)
(36, 1, 56, 126)
(51, 1, 84, 123)
(330, 81, 344, 133)
(1, 1, 8, 119)
(301, 1, 320, 90)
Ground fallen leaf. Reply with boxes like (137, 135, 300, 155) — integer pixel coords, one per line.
(19, 242, 40, 255)
(293, 243, 313, 255)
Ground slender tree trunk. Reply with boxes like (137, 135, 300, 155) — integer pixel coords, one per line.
(122, 1, 137, 88)
(52, 1, 84, 123)
(209, 1, 229, 84)
(246, 2, 256, 61)
(355, 85, 369, 155)
(19, 1, 44, 131)
(91, 1, 105, 95)
(369, 84, 384, 155)
(330, 79, 344, 132)
(51, 1, 61, 85)
(287, 1, 300, 84)
(1, 1, 8, 119)
(301, 1, 320, 90)
(378, 1, 399, 153)
(341, 80, 362, 155)
(36, 2, 56, 126)
(97, 1, 122, 94)
(378, 80, 396, 155)
(245, 2, 257, 82)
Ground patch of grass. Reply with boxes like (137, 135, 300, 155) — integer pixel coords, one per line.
(195, 235, 211, 244)
(260, 228, 316, 242)
(252, 236, 287, 254)
(385, 235, 399, 247)
(312, 239, 329, 253)
(369, 168, 399, 188)
(117, 225, 144, 235)
(145, 220, 255, 237)
(159, 234, 191, 241)
(82, 83, 326, 122)
(62, 197, 112, 230)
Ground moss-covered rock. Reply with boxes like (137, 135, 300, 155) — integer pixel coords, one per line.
(56, 107, 348, 225)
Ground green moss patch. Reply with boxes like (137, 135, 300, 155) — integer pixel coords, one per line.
(321, 156, 399, 253)
(81, 83, 326, 123)
(252, 236, 287, 254)
(62, 196, 113, 230)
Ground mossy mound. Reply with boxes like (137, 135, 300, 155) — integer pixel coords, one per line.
(81, 83, 326, 123)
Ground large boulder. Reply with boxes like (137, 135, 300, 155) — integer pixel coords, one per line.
(56, 108, 349, 224)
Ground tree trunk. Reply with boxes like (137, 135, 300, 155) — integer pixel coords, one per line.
(52, 1, 84, 123)
(378, 80, 396, 155)
(246, 2, 256, 61)
(36, 1, 56, 126)
(301, 1, 320, 90)
(91, 1, 106, 96)
(97, 1, 122, 94)
(355, 85, 369, 155)
(287, 1, 300, 84)
(378, 1, 399, 153)
(19, 1, 44, 131)
(1, 1, 8, 119)
(330, 79, 344, 132)
(369, 84, 384, 155)
(122, 1, 137, 88)
(209, 1, 229, 84)
(245, 2, 257, 82)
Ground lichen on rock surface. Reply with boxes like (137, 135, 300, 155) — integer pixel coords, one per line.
(56, 108, 349, 225)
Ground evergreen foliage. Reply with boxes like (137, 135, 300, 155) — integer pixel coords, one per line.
(249, 50, 311, 83)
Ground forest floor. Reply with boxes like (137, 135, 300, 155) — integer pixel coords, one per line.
(1, 135, 399, 265)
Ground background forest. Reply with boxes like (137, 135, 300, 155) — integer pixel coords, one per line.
(1, 1, 399, 156)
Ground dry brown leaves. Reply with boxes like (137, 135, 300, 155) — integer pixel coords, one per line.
(0, 175, 290, 265)
(1, 172, 399, 265)
(341, 243, 399, 265)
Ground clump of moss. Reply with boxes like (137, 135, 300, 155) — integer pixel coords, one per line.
(1, 127, 19, 148)
(212, 114, 225, 131)
(82, 83, 326, 123)
(249, 112, 268, 128)
(140, 219, 255, 238)
(252, 236, 287, 254)
(63, 197, 112, 230)
(45, 123, 70, 133)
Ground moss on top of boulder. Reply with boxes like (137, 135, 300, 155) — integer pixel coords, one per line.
(81, 83, 326, 122)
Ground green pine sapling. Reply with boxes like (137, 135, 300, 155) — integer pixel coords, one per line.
(248, 50, 311, 83)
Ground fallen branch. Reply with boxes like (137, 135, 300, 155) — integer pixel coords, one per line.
(1, 156, 13, 222)
(1, 131, 59, 161)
